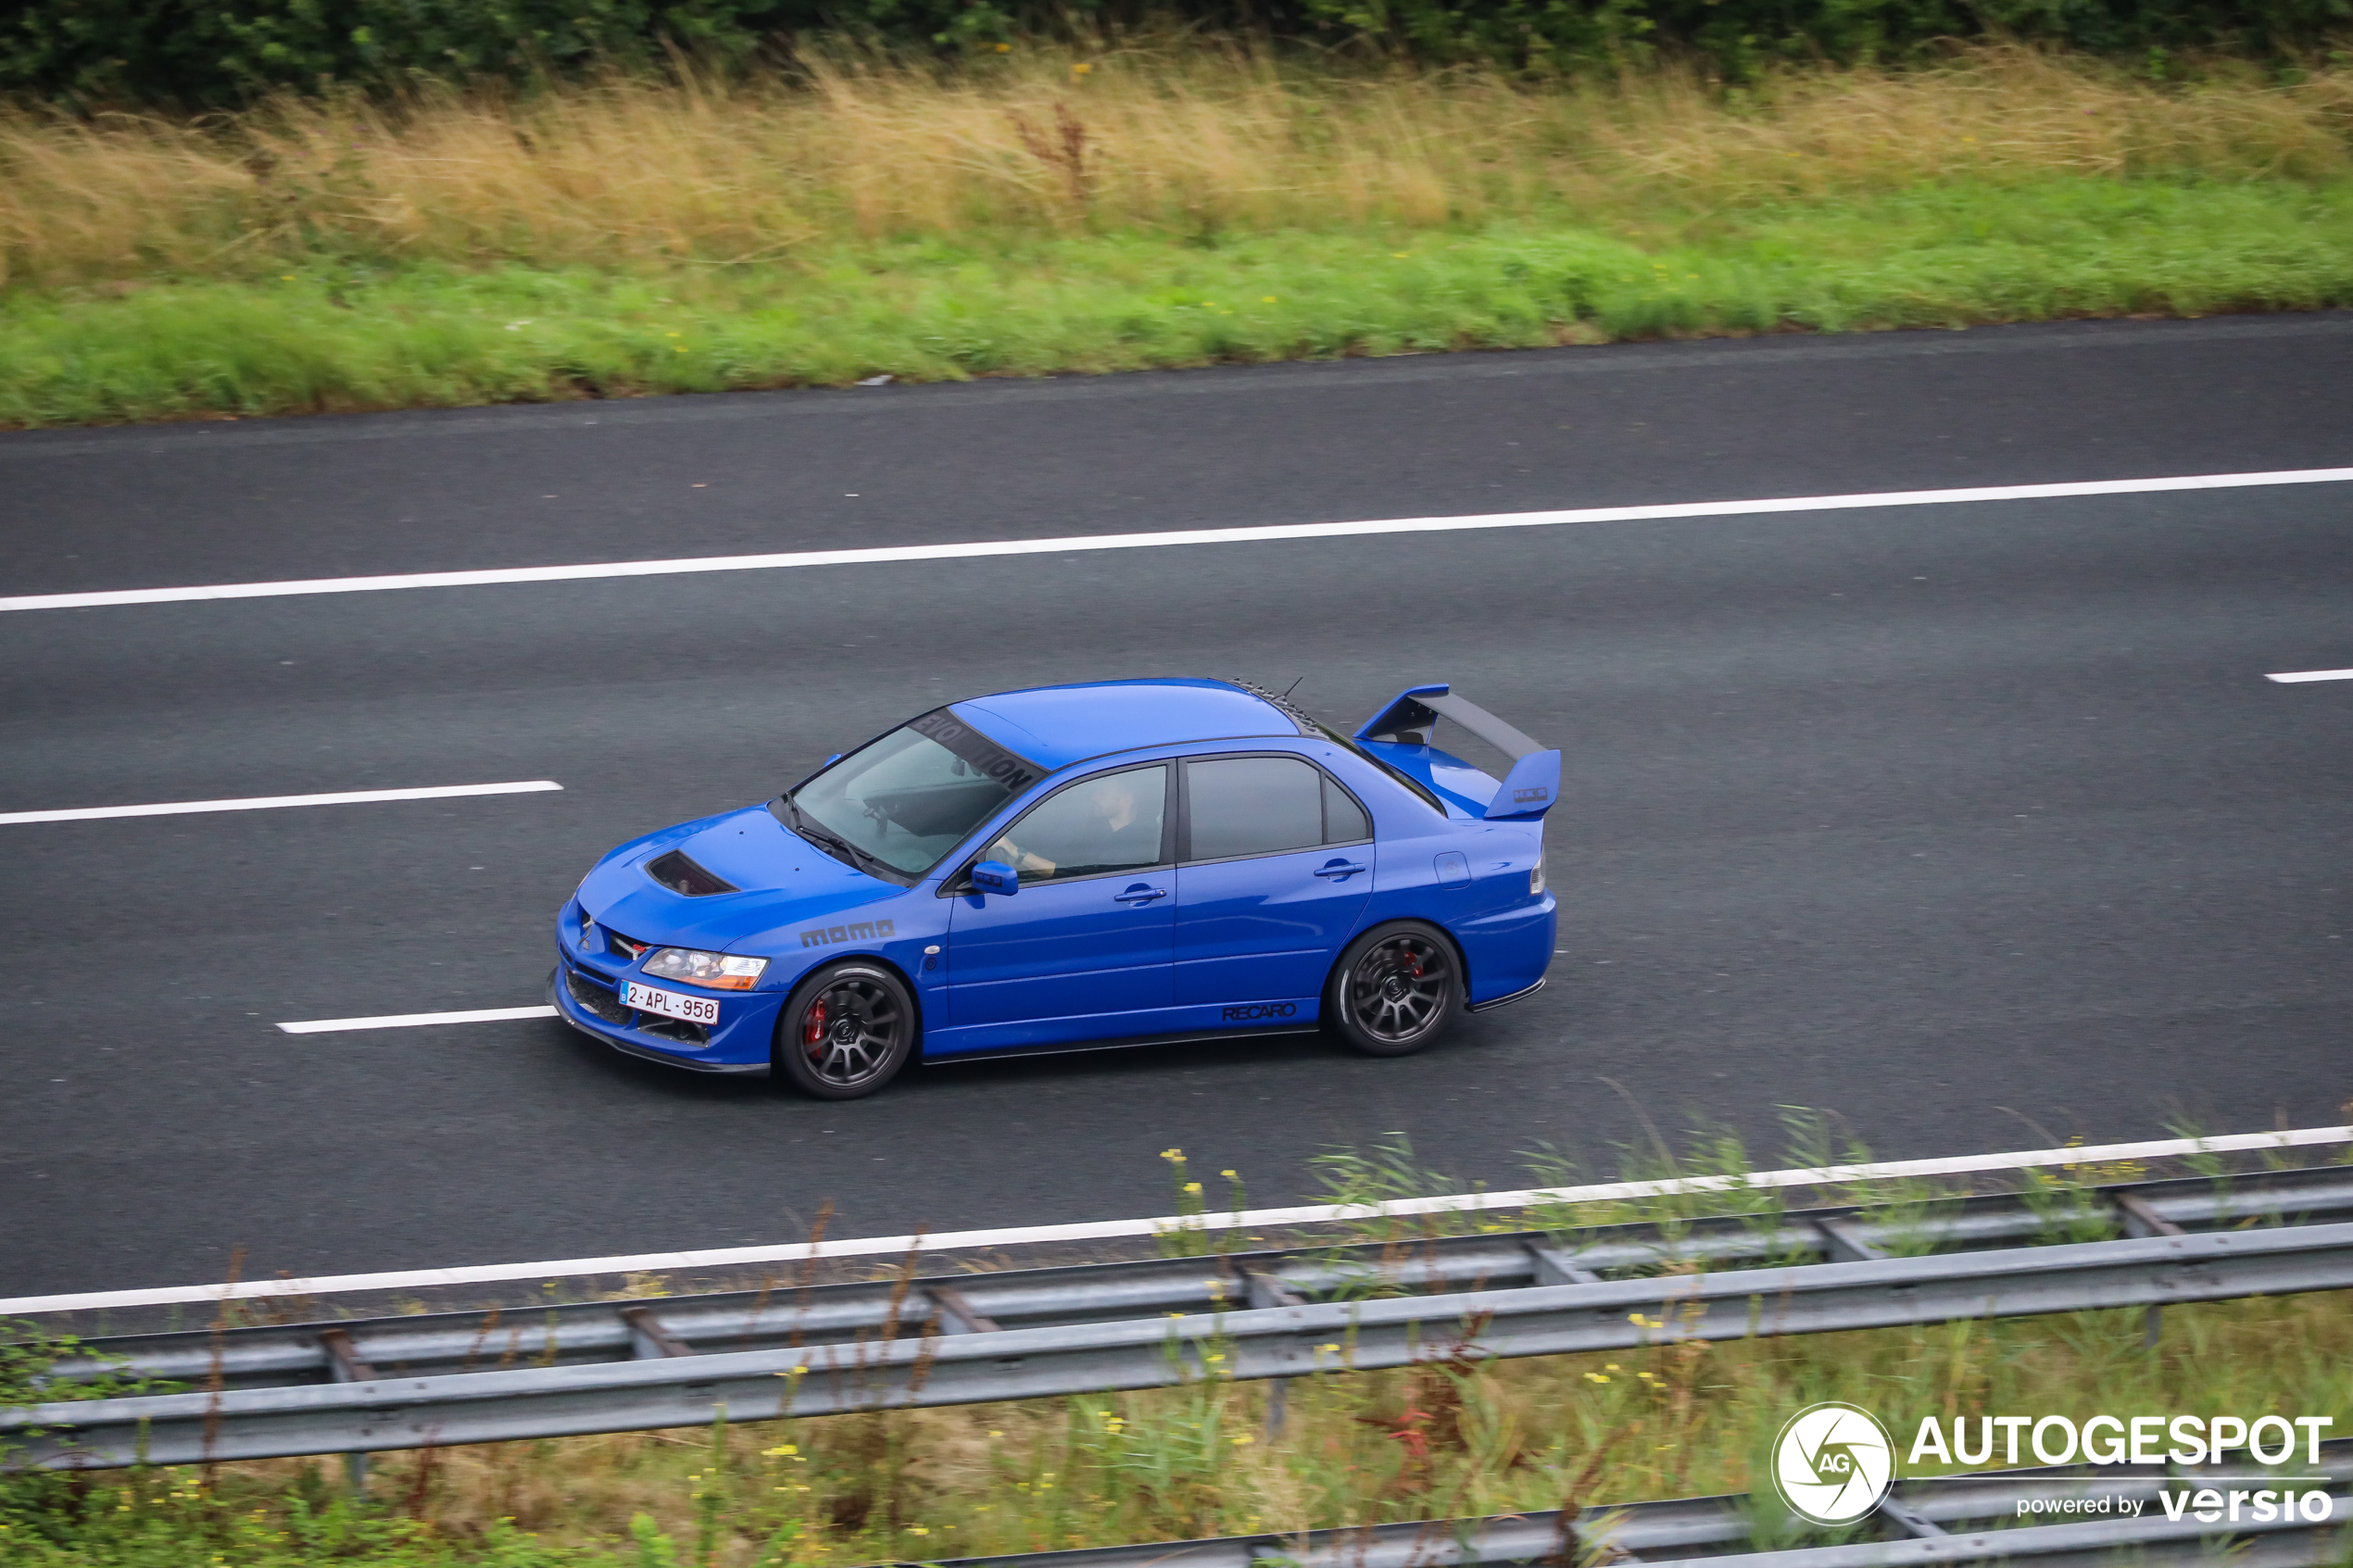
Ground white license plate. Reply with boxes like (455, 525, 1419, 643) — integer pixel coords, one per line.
(625, 982, 721, 1026)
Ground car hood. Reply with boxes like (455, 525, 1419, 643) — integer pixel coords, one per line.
(576, 806, 907, 953)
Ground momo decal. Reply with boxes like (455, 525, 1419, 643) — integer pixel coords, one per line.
(1220, 1001, 1299, 1022)
(799, 918, 897, 948)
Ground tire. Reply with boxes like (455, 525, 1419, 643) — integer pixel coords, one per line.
(773, 961, 918, 1099)
(1325, 921, 1463, 1058)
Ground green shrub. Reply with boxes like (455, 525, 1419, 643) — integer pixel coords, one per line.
(6, 0, 2350, 105)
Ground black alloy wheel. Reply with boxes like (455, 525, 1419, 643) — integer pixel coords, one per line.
(1327, 922, 1462, 1057)
(774, 962, 916, 1099)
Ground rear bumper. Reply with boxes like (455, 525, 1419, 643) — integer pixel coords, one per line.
(1466, 976, 1545, 1014)
(1454, 893, 1555, 1007)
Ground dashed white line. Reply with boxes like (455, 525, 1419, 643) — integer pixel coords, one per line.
(0, 780, 562, 825)
(6, 466, 2351, 613)
(278, 1006, 560, 1035)
(6, 1123, 2343, 1317)
(2268, 669, 2353, 684)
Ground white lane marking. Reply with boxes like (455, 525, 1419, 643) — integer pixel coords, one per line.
(6, 1123, 2343, 1316)
(0, 780, 562, 825)
(2268, 669, 2353, 684)
(279, 1006, 559, 1035)
(6, 466, 2351, 613)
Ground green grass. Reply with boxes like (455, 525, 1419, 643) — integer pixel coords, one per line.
(7, 174, 2352, 428)
(7, 1294, 2351, 1567)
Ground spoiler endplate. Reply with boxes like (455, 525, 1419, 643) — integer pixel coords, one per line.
(1355, 684, 1559, 820)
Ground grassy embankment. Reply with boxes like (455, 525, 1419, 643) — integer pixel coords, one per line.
(6, 1138, 2352, 1567)
(3, 45, 2352, 426)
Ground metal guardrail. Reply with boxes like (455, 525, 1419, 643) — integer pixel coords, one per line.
(927, 1440, 2353, 1568)
(8, 1166, 2353, 1470)
(42, 1165, 2353, 1393)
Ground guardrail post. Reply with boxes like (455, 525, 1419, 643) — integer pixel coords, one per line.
(620, 1307, 692, 1360)
(317, 1328, 372, 1495)
(927, 1286, 1003, 1336)
(2107, 1189, 2187, 1346)
(1526, 1244, 1604, 1286)
(1880, 1496, 1946, 1538)
(1239, 1268, 1305, 1436)
(1812, 1219, 1891, 1264)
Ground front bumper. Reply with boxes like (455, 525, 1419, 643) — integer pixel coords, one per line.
(549, 950, 781, 1073)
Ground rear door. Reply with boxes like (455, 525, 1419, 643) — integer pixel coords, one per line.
(1173, 753, 1377, 1017)
(941, 762, 1176, 1049)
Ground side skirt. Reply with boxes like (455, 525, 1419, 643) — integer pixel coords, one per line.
(924, 1025, 1322, 1067)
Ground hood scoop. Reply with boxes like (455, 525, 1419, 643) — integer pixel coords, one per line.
(646, 849, 739, 897)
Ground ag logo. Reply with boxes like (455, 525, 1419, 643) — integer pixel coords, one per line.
(1770, 1402, 1894, 1525)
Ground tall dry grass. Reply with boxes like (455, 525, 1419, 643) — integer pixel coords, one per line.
(3, 44, 2351, 288)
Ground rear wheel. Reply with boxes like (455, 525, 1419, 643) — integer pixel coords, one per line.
(1325, 922, 1462, 1058)
(774, 962, 916, 1099)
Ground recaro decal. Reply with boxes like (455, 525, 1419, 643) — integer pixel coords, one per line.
(799, 919, 897, 948)
(1220, 1001, 1299, 1022)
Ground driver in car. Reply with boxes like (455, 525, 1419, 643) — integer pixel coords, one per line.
(988, 772, 1158, 879)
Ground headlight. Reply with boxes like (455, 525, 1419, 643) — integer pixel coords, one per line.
(1529, 847, 1546, 897)
(641, 947, 768, 991)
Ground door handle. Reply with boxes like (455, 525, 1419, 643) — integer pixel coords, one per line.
(1314, 861, 1369, 880)
(1114, 884, 1168, 905)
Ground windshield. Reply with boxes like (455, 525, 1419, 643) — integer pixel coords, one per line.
(785, 709, 1045, 877)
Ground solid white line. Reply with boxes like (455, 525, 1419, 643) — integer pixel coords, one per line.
(0, 780, 562, 825)
(278, 1006, 559, 1035)
(2268, 669, 2353, 684)
(7, 466, 2351, 613)
(5, 1123, 2343, 1317)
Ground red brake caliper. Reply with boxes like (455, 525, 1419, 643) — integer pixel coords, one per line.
(803, 999, 828, 1051)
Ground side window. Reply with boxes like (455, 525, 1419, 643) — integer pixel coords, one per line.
(1323, 773, 1371, 843)
(982, 765, 1167, 884)
(1187, 756, 1325, 861)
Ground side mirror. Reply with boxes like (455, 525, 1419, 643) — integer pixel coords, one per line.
(968, 859, 1019, 897)
(824, 753, 844, 767)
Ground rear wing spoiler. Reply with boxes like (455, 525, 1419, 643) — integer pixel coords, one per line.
(1355, 684, 1559, 820)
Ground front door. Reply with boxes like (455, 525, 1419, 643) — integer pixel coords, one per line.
(1174, 754, 1376, 1018)
(939, 763, 1175, 1051)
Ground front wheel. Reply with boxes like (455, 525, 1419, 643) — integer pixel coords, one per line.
(774, 962, 916, 1099)
(1325, 922, 1462, 1058)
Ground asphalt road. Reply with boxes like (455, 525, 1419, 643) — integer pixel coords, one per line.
(5, 315, 2351, 1299)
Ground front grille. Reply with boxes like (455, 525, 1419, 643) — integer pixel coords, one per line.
(565, 966, 633, 1027)
(602, 928, 651, 962)
(647, 849, 738, 897)
(639, 1016, 711, 1047)
(566, 963, 711, 1047)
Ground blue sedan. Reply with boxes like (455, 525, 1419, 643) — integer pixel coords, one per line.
(552, 678, 1557, 1098)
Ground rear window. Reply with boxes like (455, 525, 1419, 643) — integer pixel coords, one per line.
(1186, 755, 1375, 859)
(1302, 718, 1448, 817)
(1189, 756, 1324, 860)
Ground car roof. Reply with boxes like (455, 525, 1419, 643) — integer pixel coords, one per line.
(950, 678, 1305, 771)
